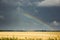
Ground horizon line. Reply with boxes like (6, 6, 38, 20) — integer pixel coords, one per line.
(0, 30, 60, 32)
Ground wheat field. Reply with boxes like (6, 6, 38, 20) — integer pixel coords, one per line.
(0, 32, 60, 40)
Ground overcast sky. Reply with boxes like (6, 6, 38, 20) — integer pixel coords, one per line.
(0, 0, 60, 30)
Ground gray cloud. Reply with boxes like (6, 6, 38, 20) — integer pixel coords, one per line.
(35, 0, 60, 7)
(0, 16, 4, 20)
(49, 21, 60, 30)
(0, 0, 60, 30)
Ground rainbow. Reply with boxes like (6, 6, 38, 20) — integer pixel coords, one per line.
(23, 13, 54, 30)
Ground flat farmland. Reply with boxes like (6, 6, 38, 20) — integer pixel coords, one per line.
(0, 32, 60, 40)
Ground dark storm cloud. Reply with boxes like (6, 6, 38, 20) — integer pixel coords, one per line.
(0, 0, 44, 23)
(0, 0, 21, 29)
(0, 0, 16, 24)
(36, 7, 60, 23)
(0, 0, 60, 30)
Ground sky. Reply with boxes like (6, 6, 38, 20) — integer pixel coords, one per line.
(0, 0, 60, 30)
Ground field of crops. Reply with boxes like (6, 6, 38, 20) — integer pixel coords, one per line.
(0, 32, 60, 40)
(0, 37, 60, 40)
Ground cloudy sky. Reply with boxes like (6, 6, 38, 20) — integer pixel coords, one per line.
(0, 0, 60, 30)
